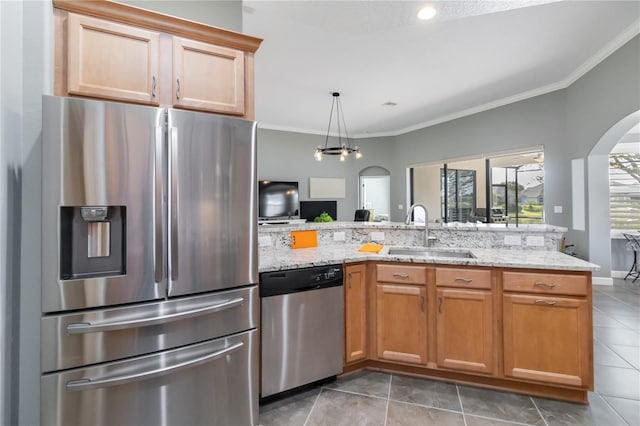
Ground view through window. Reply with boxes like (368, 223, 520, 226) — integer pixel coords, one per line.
(441, 169, 476, 222)
(609, 144, 640, 230)
(491, 162, 544, 224)
(410, 147, 544, 224)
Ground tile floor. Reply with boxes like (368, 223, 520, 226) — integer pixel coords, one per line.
(259, 278, 640, 426)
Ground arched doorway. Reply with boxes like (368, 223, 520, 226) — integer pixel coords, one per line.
(359, 166, 390, 221)
(587, 110, 640, 281)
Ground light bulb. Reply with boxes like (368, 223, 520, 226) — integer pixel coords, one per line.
(314, 149, 323, 161)
(417, 5, 436, 20)
(339, 154, 346, 162)
(355, 147, 362, 159)
(341, 145, 349, 157)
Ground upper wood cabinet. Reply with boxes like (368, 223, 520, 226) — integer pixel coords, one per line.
(344, 263, 367, 364)
(67, 13, 160, 104)
(54, 0, 262, 118)
(173, 37, 245, 115)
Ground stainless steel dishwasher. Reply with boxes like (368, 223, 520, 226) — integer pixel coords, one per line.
(260, 264, 344, 399)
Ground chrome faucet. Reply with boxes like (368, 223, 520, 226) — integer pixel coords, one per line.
(404, 203, 429, 247)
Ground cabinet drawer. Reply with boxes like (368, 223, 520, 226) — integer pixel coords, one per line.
(377, 264, 426, 285)
(503, 272, 588, 296)
(435, 267, 491, 289)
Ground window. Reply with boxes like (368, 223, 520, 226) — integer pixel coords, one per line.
(441, 168, 476, 222)
(609, 152, 640, 230)
(491, 163, 544, 224)
(410, 146, 544, 225)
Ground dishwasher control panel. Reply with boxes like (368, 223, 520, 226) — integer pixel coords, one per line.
(260, 265, 343, 297)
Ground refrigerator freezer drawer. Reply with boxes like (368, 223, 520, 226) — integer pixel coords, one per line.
(42, 285, 258, 372)
(41, 329, 258, 426)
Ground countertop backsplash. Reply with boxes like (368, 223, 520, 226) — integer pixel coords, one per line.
(258, 221, 564, 252)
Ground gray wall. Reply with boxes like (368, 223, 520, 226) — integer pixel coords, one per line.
(1, 1, 52, 424)
(257, 128, 395, 221)
(392, 91, 566, 224)
(565, 36, 640, 278)
(119, 0, 243, 32)
(258, 35, 640, 280)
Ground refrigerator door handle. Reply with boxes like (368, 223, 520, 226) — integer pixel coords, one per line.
(154, 126, 164, 284)
(65, 341, 244, 392)
(169, 126, 179, 282)
(66, 297, 245, 334)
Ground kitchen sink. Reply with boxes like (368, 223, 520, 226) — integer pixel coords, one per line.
(387, 247, 475, 259)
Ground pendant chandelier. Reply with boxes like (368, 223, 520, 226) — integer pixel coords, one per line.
(314, 92, 362, 162)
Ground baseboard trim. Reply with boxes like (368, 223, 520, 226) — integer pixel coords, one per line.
(611, 270, 628, 279)
(592, 276, 613, 286)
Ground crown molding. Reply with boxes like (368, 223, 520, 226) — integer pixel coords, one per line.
(258, 19, 640, 139)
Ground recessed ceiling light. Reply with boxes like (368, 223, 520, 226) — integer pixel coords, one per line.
(417, 6, 436, 21)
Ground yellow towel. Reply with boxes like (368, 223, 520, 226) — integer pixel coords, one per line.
(358, 243, 384, 253)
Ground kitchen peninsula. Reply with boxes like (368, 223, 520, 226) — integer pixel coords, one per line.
(258, 222, 599, 404)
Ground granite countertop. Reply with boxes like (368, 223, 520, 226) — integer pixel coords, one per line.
(258, 221, 567, 233)
(258, 244, 600, 273)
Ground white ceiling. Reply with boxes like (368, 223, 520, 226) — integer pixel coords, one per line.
(243, 0, 640, 138)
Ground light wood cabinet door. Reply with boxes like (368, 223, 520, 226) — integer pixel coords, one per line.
(173, 37, 245, 115)
(376, 284, 427, 365)
(436, 288, 494, 374)
(503, 293, 591, 387)
(345, 264, 367, 364)
(67, 13, 160, 104)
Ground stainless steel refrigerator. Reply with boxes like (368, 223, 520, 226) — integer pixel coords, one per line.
(40, 95, 259, 426)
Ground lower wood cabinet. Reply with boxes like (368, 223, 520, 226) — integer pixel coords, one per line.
(342, 261, 593, 403)
(503, 293, 591, 387)
(376, 283, 427, 365)
(344, 263, 367, 364)
(436, 288, 494, 374)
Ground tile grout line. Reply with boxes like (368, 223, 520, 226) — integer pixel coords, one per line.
(598, 393, 634, 426)
(383, 374, 392, 426)
(387, 397, 467, 416)
(529, 396, 549, 426)
(302, 388, 324, 426)
(461, 413, 536, 426)
(324, 387, 389, 401)
(594, 289, 640, 312)
(456, 385, 467, 426)
(605, 343, 640, 372)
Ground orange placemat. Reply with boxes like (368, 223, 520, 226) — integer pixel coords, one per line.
(358, 243, 384, 253)
(291, 230, 318, 249)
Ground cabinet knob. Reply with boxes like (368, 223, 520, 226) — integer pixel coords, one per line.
(438, 297, 443, 313)
(151, 75, 156, 98)
(455, 277, 473, 283)
(176, 78, 181, 100)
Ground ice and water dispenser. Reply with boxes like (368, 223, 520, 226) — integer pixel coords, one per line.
(59, 206, 126, 280)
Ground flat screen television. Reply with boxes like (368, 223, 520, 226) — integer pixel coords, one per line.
(258, 181, 299, 219)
